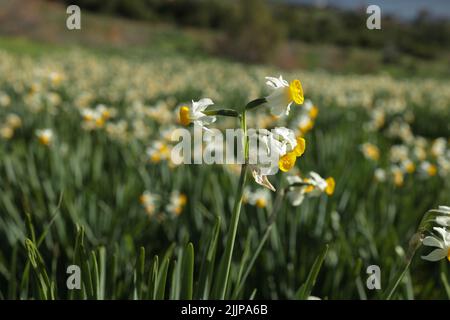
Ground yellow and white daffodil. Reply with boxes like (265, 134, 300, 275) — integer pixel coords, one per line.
(81, 108, 104, 129)
(391, 165, 404, 187)
(365, 108, 385, 131)
(420, 161, 438, 177)
(166, 191, 187, 216)
(36, 128, 54, 146)
(265, 75, 304, 116)
(146, 141, 171, 163)
(286, 172, 335, 206)
(431, 138, 447, 158)
(421, 227, 450, 262)
(248, 127, 306, 191)
(295, 114, 314, 136)
(244, 188, 271, 208)
(306, 172, 336, 196)
(140, 191, 159, 217)
(361, 143, 380, 161)
(401, 159, 416, 174)
(0, 113, 22, 140)
(302, 100, 319, 120)
(95, 104, 117, 121)
(179, 98, 216, 129)
(80, 104, 116, 130)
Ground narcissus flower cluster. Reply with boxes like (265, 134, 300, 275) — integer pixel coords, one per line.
(362, 103, 450, 188)
(175, 75, 334, 195)
(0, 113, 22, 140)
(139, 190, 187, 218)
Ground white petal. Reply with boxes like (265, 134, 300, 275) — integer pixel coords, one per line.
(433, 227, 449, 240)
(198, 115, 216, 125)
(265, 75, 287, 89)
(421, 248, 447, 261)
(436, 216, 450, 227)
(286, 175, 302, 185)
(422, 236, 444, 248)
(193, 98, 214, 112)
(288, 191, 305, 206)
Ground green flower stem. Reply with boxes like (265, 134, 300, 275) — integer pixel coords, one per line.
(218, 110, 248, 299)
(383, 258, 413, 300)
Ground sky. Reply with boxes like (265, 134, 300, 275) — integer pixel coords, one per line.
(285, 0, 450, 20)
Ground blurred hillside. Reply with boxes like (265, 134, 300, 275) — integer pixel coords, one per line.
(1, 0, 449, 77)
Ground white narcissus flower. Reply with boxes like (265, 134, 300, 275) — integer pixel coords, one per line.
(391, 165, 404, 187)
(421, 227, 450, 262)
(296, 114, 314, 135)
(80, 108, 105, 129)
(431, 138, 446, 158)
(265, 75, 304, 116)
(420, 161, 438, 177)
(248, 127, 305, 192)
(360, 142, 380, 161)
(302, 99, 319, 119)
(286, 172, 335, 207)
(401, 159, 416, 174)
(179, 98, 216, 130)
(146, 141, 171, 163)
(140, 191, 160, 216)
(272, 127, 297, 153)
(374, 168, 387, 182)
(244, 188, 271, 208)
(308, 172, 335, 196)
(166, 191, 187, 216)
(36, 128, 53, 146)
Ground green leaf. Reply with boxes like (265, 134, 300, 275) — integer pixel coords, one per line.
(296, 244, 329, 300)
(155, 257, 170, 300)
(197, 216, 221, 299)
(181, 243, 194, 300)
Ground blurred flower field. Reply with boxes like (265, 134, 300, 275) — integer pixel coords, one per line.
(0, 42, 449, 300)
